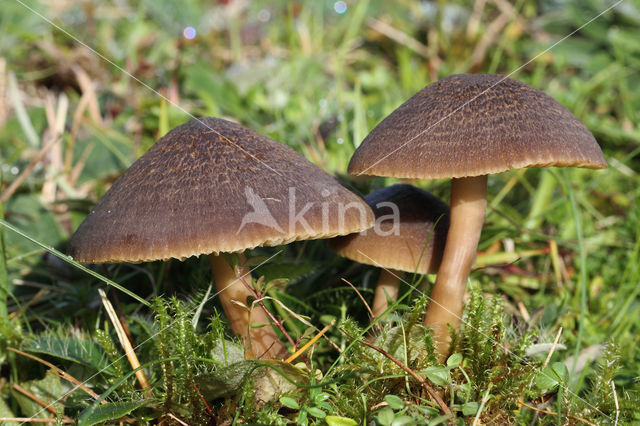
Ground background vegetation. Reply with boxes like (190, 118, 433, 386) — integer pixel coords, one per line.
(1, 0, 639, 424)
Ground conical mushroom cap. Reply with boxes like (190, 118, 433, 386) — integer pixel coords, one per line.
(69, 117, 374, 263)
(329, 184, 449, 274)
(348, 74, 607, 179)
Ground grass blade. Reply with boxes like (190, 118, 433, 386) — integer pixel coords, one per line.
(0, 218, 150, 307)
(0, 203, 9, 322)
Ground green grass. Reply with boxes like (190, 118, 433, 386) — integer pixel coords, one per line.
(1, 0, 639, 423)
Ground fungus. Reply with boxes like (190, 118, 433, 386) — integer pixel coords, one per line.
(69, 117, 374, 358)
(348, 74, 607, 355)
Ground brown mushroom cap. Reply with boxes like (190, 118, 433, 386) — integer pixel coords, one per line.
(329, 184, 449, 274)
(69, 117, 374, 263)
(348, 74, 607, 179)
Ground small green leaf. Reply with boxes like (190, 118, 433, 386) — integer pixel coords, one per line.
(461, 401, 480, 416)
(552, 362, 569, 381)
(325, 415, 358, 426)
(297, 408, 308, 425)
(317, 401, 332, 411)
(307, 406, 326, 418)
(428, 414, 454, 425)
(250, 320, 271, 329)
(0, 389, 18, 426)
(279, 396, 300, 410)
(457, 382, 471, 397)
(391, 415, 415, 425)
(320, 315, 337, 325)
(376, 407, 395, 425)
(422, 366, 450, 386)
(535, 362, 568, 391)
(446, 353, 463, 368)
(79, 400, 153, 426)
(535, 367, 558, 390)
(414, 405, 438, 416)
(314, 392, 331, 403)
(255, 262, 317, 285)
(12, 371, 64, 420)
(384, 394, 404, 410)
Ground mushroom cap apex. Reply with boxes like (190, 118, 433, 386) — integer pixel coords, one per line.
(348, 73, 607, 179)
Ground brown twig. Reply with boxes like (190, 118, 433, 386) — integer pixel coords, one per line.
(262, 295, 343, 354)
(8, 347, 101, 401)
(341, 278, 375, 322)
(68, 141, 94, 186)
(191, 381, 214, 417)
(0, 135, 61, 203)
(12, 383, 74, 423)
(367, 18, 430, 58)
(518, 401, 596, 425)
(340, 328, 451, 416)
(370, 401, 389, 411)
(468, 9, 511, 68)
(255, 341, 277, 360)
(71, 64, 103, 125)
(237, 269, 298, 355)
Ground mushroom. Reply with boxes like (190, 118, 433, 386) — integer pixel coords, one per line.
(329, 184, 449, 320)
(69, 117, 374, 358)
(347, 74, 607, 355)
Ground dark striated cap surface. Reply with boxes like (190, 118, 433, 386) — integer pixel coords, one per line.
(329, 184, 449, 274)
(69, 117, 374, 263)
(348, 74, 607, 179)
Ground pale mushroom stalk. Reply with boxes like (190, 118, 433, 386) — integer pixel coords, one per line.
(423, 175, 487, 355)
(371, 269, 403, 319)
(209, 253, 286, 359)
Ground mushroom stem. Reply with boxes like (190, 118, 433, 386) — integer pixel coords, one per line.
(372, 269, 402, 320)
(423, 175, 487, 356)
(209, 253, 287, 359)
